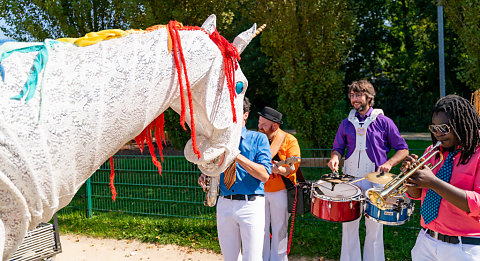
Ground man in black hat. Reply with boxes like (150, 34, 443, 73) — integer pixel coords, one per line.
(258, 107, 301, 261)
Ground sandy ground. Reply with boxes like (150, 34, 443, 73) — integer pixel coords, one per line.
(55, 234, 222, 261)
(55, 234, 331, 261)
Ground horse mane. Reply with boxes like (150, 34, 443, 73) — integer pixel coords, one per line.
(58, 21, 240, 200)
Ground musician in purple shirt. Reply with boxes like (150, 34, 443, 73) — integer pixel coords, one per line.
(328, 80, 408, 261)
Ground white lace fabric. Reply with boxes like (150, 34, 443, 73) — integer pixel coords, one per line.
(0, 25, 247, 259)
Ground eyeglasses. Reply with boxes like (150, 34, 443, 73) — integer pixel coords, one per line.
(349, 92, 364, 99)
(428, 124, 450, 135)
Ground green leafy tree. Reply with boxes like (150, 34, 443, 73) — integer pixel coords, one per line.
(444, 0, 480, 91)
(250, 0, 355, 147)
(0, 1, 147, 40)
(222, 2, 278, 129)
(0, 1, 241, 40)
(345, 0, 466, 132)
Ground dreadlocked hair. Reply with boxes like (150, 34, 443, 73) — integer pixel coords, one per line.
(432, 94, 480, 165)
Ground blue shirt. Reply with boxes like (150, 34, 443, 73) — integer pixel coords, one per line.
(332, 107, 408, 169)
(219, 127, 272, 196)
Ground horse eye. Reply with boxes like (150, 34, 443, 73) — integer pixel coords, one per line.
(235, 81, 244, 94)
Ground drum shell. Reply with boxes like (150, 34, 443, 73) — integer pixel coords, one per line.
(364, 189, 415, 226)
(310, 181, 363, 223)
(311, 197, 362, 222)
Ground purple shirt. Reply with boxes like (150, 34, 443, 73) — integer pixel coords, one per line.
(332, 108, 408, 170)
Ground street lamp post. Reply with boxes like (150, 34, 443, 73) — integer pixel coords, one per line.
(438, 1, 445, 97)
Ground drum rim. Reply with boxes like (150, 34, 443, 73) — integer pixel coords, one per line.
(311, 214, 362, 223)
(364, 213, 410, 226)
(312, 181, 362, 201)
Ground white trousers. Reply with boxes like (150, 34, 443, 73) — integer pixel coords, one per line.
(216, 196, 265, 261)
(412, 229, 480, 261)
(263, 189, 289, 261)
(341, 179, 384, 261)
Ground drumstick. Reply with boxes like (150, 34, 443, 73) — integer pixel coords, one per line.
(348, 177, 365, 184)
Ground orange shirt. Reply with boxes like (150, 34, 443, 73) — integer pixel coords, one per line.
(264, 129, 301, 192)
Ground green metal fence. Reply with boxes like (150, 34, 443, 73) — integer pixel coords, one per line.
(60, 148, 426, 228)
(61, 155, 214, 219)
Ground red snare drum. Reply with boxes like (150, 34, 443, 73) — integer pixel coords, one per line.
(311, 180, 363, 222)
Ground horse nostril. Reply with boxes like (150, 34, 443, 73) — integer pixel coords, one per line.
(235, 81, 244, 94)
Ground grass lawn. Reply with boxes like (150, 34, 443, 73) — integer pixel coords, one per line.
(57, 211, 221, 252)
(56, 138, 434, 260)
(405, 140, 432, 150)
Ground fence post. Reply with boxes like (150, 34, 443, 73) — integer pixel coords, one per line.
(85, 177, 93, 218)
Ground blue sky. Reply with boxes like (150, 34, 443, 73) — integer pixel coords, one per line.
(0, 19, 9, 39)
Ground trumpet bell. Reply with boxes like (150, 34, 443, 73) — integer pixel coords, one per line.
(367, 189, 388, 210)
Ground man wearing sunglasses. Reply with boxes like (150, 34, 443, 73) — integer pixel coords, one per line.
(403, 95, 480, 261)
(328, 80, 409, 261)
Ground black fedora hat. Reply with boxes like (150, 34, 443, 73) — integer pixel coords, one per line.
(258, 107, 283, 124)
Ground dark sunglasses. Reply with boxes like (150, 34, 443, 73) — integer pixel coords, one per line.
(428, 124, 450, 134)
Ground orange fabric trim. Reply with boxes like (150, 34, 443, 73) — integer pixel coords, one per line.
(145, 25, 172, 53)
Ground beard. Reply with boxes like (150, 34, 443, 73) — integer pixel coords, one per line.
(258, 125, 275, 136)
(356, 104, 366, 112)
(354, 102, 368, 112)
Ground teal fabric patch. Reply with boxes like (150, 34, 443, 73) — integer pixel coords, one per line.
(0, 40, 58, 102)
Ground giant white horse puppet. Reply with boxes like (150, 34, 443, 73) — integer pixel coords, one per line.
(0, 14, 258, 259)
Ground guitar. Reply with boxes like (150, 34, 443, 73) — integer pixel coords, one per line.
(274, 156, 301, 171)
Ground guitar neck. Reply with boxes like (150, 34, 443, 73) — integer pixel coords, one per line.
(275, 160, 288, 167)
(274, 157, 300, 167)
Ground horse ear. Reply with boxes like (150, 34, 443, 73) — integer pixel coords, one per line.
(201, 14, 217, 34)
(233, 23, 257, 55)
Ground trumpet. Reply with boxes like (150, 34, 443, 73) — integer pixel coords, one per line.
(367, 141, 443, 210)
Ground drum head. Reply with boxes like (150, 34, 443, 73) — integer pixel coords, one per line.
(313, 180, 361, 201)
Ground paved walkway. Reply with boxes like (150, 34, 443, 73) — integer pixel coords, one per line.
(285, 130, 430, 141)
(401, 132, 430, 140)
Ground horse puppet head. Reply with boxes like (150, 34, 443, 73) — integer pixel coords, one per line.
(169, 15, 258, 176)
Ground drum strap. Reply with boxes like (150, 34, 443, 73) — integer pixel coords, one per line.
(287, 186, 297, 255)
(344, 109, 383, 177)
(347, 108, 383, 150)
